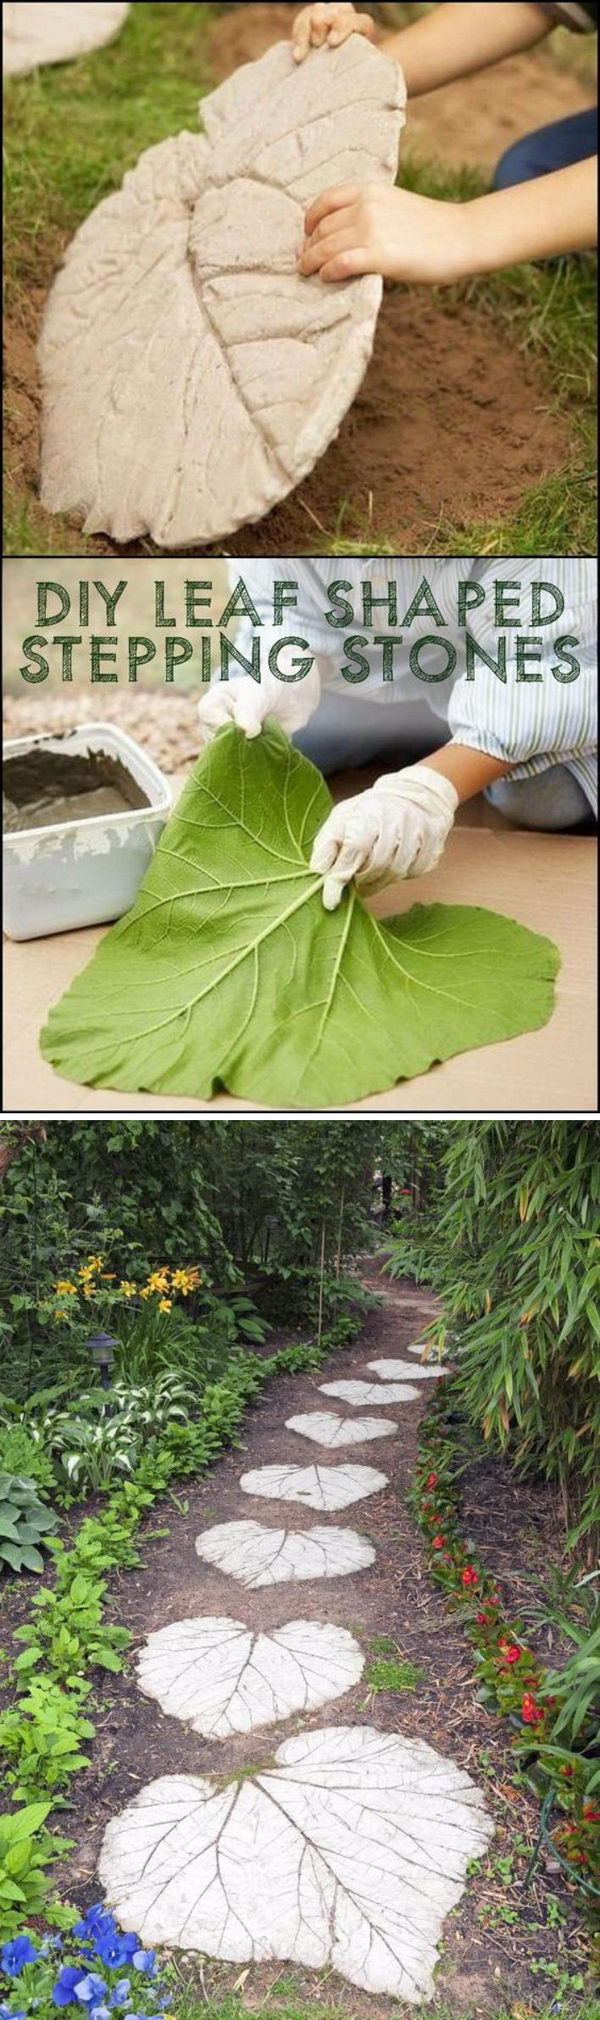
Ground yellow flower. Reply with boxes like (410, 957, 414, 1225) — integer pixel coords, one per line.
(158, 1298, 173, 1312)
(147, 1269, 171, 1293)
(53, 1309, 68, 1320)
(54, 1280, 77, 1295)
(139, 1286, 152, 1300)
(119, 1280, 137, 1297)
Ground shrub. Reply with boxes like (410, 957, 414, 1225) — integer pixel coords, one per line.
(0, 1429, 55, 1498)
(0, 1476, 59, 1575)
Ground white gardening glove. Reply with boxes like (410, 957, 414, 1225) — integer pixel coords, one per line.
(197, 633, 321, 745)
(309, 764, 459, 910)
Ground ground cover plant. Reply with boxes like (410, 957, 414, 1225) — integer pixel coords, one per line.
(3, 3, 596, 555)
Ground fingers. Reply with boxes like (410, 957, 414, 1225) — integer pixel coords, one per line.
(300, 228, 373, 282)
(197, 682, 265, 742)
(310, 805, 380, 909)
(329, 12, 375, 46)
(304, 182, 361, 236)
(293, 4, 369, 63)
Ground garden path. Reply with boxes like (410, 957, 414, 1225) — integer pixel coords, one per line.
(91, 1272, 503, 2007)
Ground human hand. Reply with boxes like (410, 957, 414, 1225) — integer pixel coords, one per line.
(299, 181, 473, 285)
(197, 658, 321, 746)
(309, 764, 458, 909)
(292, 3, 376, 63)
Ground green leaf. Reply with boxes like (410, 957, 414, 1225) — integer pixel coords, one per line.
(40, 723, 559, 1108)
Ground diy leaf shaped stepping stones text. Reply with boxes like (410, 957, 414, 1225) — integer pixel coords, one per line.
(286, 1411, 397, 1446)
(39, 40, 405, 546)
(240, 1463, 387, 1511)
(98, 1726, 493, 2000)
(40, 724, 559, 1108)
(320, 1380, 419, 1406)
(137, 1617, 364, 1737)
(367, 1358, 445, 1380)
(195, 1519, 375, 1588)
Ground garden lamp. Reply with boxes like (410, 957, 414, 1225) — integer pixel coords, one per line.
(87, 1330, 119, 1389)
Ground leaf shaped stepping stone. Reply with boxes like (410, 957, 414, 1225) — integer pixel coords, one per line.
(195, 1519, 375, 1588)
(240, 1463, 387, 1511)
(98, 1726, 493, 1999)
(320, 1380, 419, 1406)
(136, 1616, 364, 1737)
(367, 1359, 445, 1381)
(4, 1, 129, 75)
(39, 39, 405, 546)
(286, 1411, 397, 1447)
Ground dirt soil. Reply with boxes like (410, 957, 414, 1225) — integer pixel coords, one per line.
(1, 1269, 590, 2016)
(5, 8, 590, 557)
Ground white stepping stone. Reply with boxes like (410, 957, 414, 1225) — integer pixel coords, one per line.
(99, 1726, 493, 2001)
(320, 1380, 419, 1406)
(367, 1359, 445, 1381)
(240, 1463, 387, 1512)
(137, 1616, 363, 1738)
(39, 39, 405, 547)
(195, 1519, 375, 1589)
(4, 2, 129, 75)
(286, 1411, 397, 1448)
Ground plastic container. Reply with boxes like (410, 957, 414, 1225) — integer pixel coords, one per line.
(3, 723, 172, 940)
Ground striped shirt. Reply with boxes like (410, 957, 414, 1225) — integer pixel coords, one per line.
(233, 557, 597, 813)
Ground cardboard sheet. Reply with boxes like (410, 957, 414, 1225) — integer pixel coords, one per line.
(4, 794, 595, 1110)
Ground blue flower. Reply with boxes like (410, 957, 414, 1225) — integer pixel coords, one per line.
(1, 1939, 38, 1978)
(94, 1937, 137, 1971)
(0, 2006, 26, 2019)
(75, 1979, 108, 2008)
(132, 1955, 156, 1979)
(108, 1983, 130, 2009)
(73, 1910, 116, 1947)
(90, 2008, 111, 2020)
(53, 1967, 86, 2007)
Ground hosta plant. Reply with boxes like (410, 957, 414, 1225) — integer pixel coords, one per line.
(0, 1476, 59, 1575)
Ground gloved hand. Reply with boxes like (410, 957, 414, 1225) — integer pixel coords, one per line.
(197, 638, 321, 745)
(309, 764, 459, 910)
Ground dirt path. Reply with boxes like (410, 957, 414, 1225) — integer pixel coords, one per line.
(54, 1269, 587, 2015)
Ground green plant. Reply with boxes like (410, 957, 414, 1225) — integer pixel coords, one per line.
(0, 1475, 59, 1574)
(366, 1655, 424, 1692)
(542, 1623, 600, 1763)
(0, 1676, 95, 1801)
(12, 1567, 131, 1686)
(0, 1428, 55, 1497)
(40, 725, 558, 1107)
(0, 1803, 71, 1936)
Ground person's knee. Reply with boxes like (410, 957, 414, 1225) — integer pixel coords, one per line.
(485, 766, 590, 832)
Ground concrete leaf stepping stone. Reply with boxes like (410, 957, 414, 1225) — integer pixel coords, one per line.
(240, 1463, 387, 1511)
(136, 1616, 364, 1738)
(286, 1410, 397, 1447)
(39, 38, 405, 546)
(320, 1379, 419, 1406)
(195, 1519, 375, 1588)
(368, 1358, 445, 1381)
(4, 1, 129, 74)
(98, 1726, 493, 2000)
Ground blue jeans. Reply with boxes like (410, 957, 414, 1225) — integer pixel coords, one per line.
(493, 106, 597, 190)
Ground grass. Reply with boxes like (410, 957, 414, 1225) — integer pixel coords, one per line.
(171, 1993, 600, 2020)
(3, 1, 597, 555)
(366, 1653, 424, 1691)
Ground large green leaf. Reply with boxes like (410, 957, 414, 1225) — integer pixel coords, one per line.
(40, 722, 559, 1107)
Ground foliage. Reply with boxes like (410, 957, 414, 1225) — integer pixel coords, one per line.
(387, 1121, 600, 1552)
(0, 1429, 55, 1498)
(39, 726, 558, 1106)
(0, 1901, 169, 2017)
(34, 1375, 192, 1499)
(411, 1392, 600, 1896)
(0, 1805, 71, 1937)
(366, 1655, 424, 1692)
(0, 1476, 59, 1575)
(0, 1679, 95, 1803)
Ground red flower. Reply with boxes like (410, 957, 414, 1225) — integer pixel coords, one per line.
(560, 1765, 574, 1777)
(583, 1807, 600, 1822)
(521, 1693, 544, 1726)
(426, 1472, 437, 1489)
(432, 1535, 445, 1549)
(502, 1645, 522, 1665)
(475, 1612, 488, 1625)
(461, 1566, 479, 1587)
